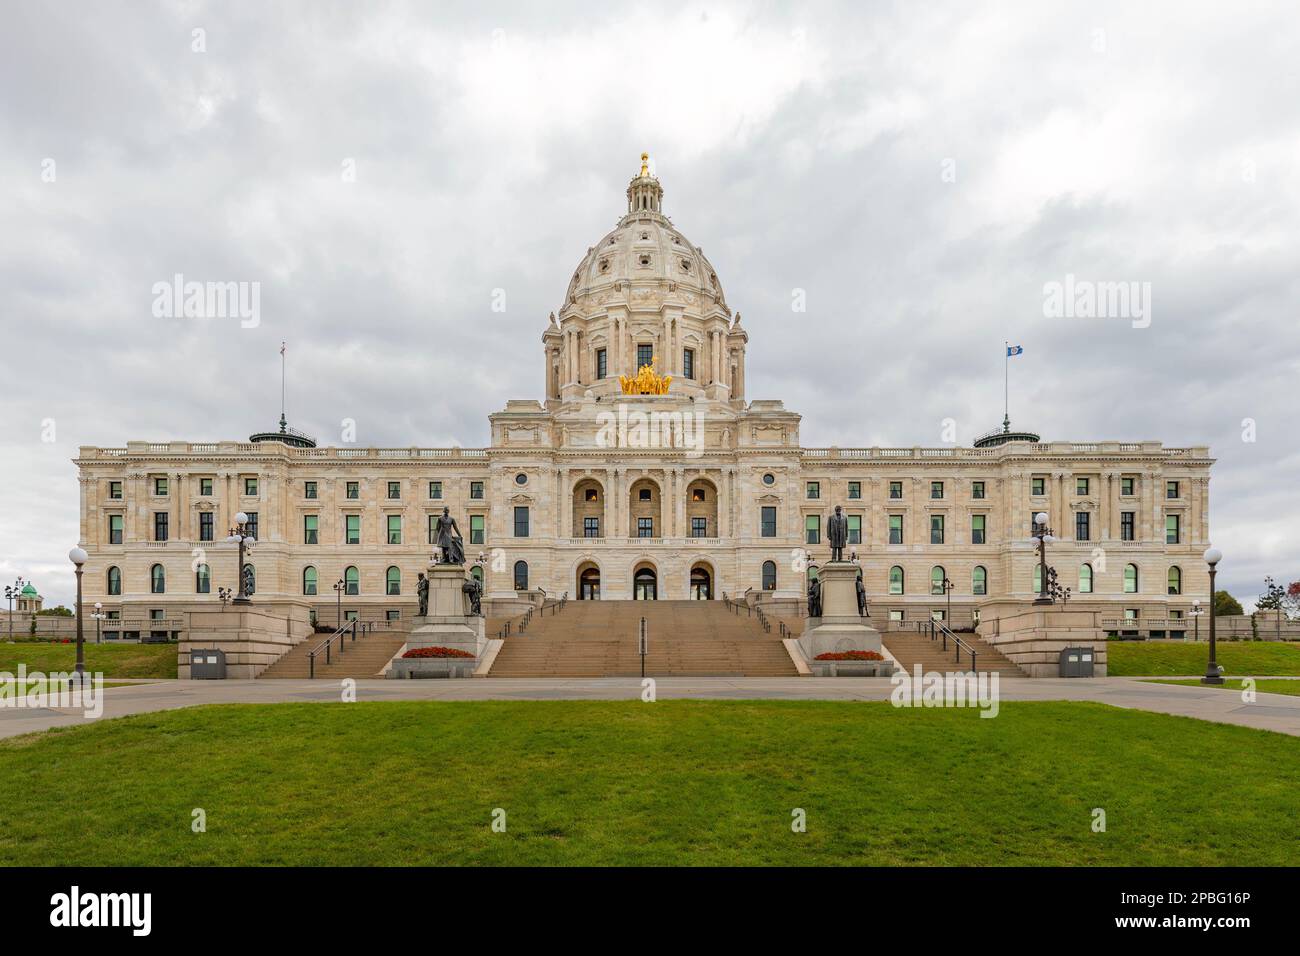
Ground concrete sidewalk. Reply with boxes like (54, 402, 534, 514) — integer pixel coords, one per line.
(3, 675, 1299, 739)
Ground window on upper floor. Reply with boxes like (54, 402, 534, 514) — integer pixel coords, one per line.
(888, 514, 903, 545)
(596, 348, 607, 379)
(470, 482, 484, 500)
(429, 481, 442, 499)
(1121, 476, 1135, 496)
(304, 481, 317, 499)
(346, 481, 359, 499)
(930, 481, 943, 499)
(848, 481, 861, 500)
(470, 514, 485, 544)
(1076, 477, 1090, 495)
(345, 515, 360, 544)
(109, 481, 122, 499)
(760, 506, 777, 538)
(972, 514, 986, 545)
(805, 515, 820, 545)
(244, 477, 258, 496)
(154, 477, 168, 496)
(637, 344, 654, 370)
(806, 482, 820, 500)
(889, 481, 903, 499)
(847, 515, 861, 544)
(154, 512, 168, 542)
(1121, 511, 1135, 541)
(972, 481, 985, 499)
(388, 481, 401, 500)
(387, 515, 402, 544)
(682, 348, 694, 380)
(108, 515, 123, 544)
(514, 506, 530, 538)
(1032, 476, 1045, 496)
(1166, 480, 1180, 499)
(199, 477, 213, 496)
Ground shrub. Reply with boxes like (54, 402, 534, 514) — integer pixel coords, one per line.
(402, 646, 474, 659)
(814, 650, 884, 661)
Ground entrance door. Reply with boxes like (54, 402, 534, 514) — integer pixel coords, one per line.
(690, 567, 712, 600)
(634, 567, 658, 601)
(579, 566, 601, 600)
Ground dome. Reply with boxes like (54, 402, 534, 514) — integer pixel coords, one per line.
(560, 155, 729, 316)
(20, 584, 37, 596)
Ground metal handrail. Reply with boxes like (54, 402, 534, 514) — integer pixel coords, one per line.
(308, 619, 359, 678)
(925, 618, 979, 673)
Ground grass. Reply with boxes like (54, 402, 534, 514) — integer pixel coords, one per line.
(1146, 678, 1300, 697)
(1106, 640, 1300, 676)
(0, 700, 1295, 866)
(0, 642, 176, 679)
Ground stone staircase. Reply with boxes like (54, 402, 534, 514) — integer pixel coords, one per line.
(882, 629, 1025, 677)
(488, 600, 798, 677)
(259, 628, 407, 679)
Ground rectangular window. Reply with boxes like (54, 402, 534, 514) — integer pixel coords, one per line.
(244, 477, 258, 496)
(514, 506, 530, 538)
(760, 506, 777, 538)
(889, 609, 904, 623)
(930, 481, 943, 500)
(304, 515, 318, 544)
(1076, 511, 1090, 542)
(1121, 512, 1135, 541)
(584, 516, 600, 538)
(199, 512, 214, 542)
(637, 517, 654, 538)
(637, 343, 653, 369)
(199, 477, 213, 496)
(806, 481, 820, 500)
(108, 514, 123, 544)
(387, 515, 402, 544)
(1166, 480, 1179, 499)
(154, 512, 168, 542)
(470, 481, 484, 500)
(109, 480, 122, 499)
(154, 477, 168, 496)
(387, 481, 401, 500)
(346, 481, 359, 499)
(346, 515, 360, 544)
(889, 481, 903, 499)
(1076, 477, 1090, 495)
(972, 514, 986, 545)
(245, 513, 258, 539)
(847, 515, 861, 545)
(888, 514, 903, 545)
(470, 515, 485, 544)
(305, 481, 317, 499)
(596, 348, 607, 379)
(930, 515, 944, 544)
(972, 481, 985, 500)
(805, 515, 820, 545)
(691, 516, 707, 538)
(682, 348, 694, 379)
(1121, 476, 1135, 496)
(1032, 476, 1045, 496)
(429, 481, 442, 499)
(848, 481, 861, 499)
(1165, 514, 1180, 544)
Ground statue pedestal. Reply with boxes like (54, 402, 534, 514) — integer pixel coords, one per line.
(405, 564, 486, 659)
(798, 562, 884, 663)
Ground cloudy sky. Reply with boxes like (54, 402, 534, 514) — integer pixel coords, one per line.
(2, 0, 1297, 609)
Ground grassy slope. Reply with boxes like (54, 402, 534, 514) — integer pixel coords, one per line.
(0, 643, 176, 679)
(1107, 641, 1300, 676)
(0, 700, 1295, 866)
(1147, 678, 1300, 697)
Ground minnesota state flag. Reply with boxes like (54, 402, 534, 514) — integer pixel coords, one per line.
(1006, 345, 1024, 356)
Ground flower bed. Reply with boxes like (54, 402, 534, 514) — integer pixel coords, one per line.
(814, 650, 884, 661)
(401, 646, 475, 659)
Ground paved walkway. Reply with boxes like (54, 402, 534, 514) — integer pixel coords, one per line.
(3, 675, 1299, 739)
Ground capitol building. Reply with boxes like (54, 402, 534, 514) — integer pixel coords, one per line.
(73, 157, 1214, 639)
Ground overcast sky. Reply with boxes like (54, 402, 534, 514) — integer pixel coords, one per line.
(2, 0, 1297, 609)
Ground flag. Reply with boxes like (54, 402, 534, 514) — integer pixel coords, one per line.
(1006, 345, 1023, 357)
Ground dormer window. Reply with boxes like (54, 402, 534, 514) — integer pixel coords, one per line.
(640, 231, 649, 240)
(679, 258, 691, 272)
(639, 254, 651, 267)
(599, 258, 610, 273)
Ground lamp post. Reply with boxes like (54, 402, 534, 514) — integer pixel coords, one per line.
(941, 575, 954, 625)
(91, 601, 106, 644)
(1190, 599, 1204, 642)
(1201, 548, 1224, 685)
(218, 586, 232, 609)
(226, 512, 255, 605)
(333, 579, 345, 629)
(5, 577, 25, 643)
(67, 547, 88, 687)
(1031, 512, 1056, 605)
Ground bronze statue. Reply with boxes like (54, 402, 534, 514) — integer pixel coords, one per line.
(417, 572, 429, 617)
(826, 504, 849, 562)
(807, 575, 822, 618)
(856, 574, 867, 617)
(433, 507, 464, 565)
(242, 563, 255, 597)
(462, 575, 482, 616)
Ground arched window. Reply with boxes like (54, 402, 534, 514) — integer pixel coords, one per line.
(1033, 564, 1043, 594)
(470, 565, 483, 583)
(303, 566, 318, 596)
(972, 565, 987, 596)
(386, 566, 401, 596)
(762, 560, 777, 590)
(150, 564, 165, 594)
(107, 566, 121, 596)
(195, 564, 210, 594)
(1124, 564, 1138, 593)
(889, 566, 904, 595)
(1079, 563, 1094, 593)
(513, 560, 528, 591)
(345, 566, 359, 595)
(1167, 566, 1182, 595)
(930, 566, 946, 595)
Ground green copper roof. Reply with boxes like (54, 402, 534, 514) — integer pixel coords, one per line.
(20, 584, 37, 596)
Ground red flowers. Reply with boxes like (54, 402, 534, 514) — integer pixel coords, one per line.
(402, 646, 474, 659)
(814, 650, 884, 661)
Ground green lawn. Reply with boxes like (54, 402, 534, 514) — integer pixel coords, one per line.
(0, 700, 1295, 866)
(1107, 640, 1300, 676)
(1146, 678, 1300, 697)
(0, 643, 176, 679)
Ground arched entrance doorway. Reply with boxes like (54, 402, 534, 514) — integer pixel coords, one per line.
(690, 564, 712, 600)
(633, 564, 658, 601)
(578, 563, 601, 600)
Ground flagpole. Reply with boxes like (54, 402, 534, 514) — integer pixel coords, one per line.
(1004, 341, 1009, 424)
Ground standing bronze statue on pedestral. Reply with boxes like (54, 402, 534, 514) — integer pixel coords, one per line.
(433, 507, 465, 565)
(807, 575, 822, 618)
(826, 504, 849, 562)
(417, 572, 429, 617)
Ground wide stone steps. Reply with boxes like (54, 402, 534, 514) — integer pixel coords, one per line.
(882, 633, 1024, 677)
(259, 634, 406, 679)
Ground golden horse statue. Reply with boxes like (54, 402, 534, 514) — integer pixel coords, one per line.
(619, 358, 671, 395)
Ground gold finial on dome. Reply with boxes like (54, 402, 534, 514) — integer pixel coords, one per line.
(640, 152, 650, 177)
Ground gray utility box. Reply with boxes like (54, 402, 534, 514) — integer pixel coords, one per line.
(1059, 646, 1095, 678)
(190, 648, 227, 680)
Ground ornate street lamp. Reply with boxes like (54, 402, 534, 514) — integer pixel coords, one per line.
(941, 575, 955, 625)
(67, 547, 89, 687)
(1201, 548, 1224, 685)
(333, 578, 345, 629)
(226, 512, 255, 605)
(91, 601, 106, 645)
(1190, 598, 1204, 642)
(217, 586, 233, 609)
(1030, 512, 1056, 605)
(5, 577, 25, 644)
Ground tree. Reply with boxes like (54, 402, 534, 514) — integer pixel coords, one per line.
(36, 605, 73, 617)
(1257, 576, 1284, 611)
(1214, 591, 1244, 616)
